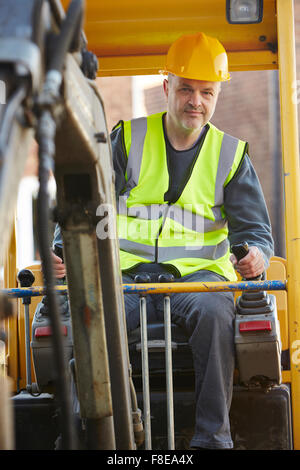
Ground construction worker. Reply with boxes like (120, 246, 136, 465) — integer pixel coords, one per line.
(52, 32, 273, 449)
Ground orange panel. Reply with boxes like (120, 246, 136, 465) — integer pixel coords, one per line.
(61, 0, 278, 75)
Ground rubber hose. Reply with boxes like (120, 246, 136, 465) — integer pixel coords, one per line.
(36, 110, 76, 450)
(48, 0, 83, 73)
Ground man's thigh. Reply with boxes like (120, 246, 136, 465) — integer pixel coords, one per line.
(154, 270, 235, 335)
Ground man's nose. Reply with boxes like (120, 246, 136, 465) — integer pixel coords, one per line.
(189, 91, 202, 108)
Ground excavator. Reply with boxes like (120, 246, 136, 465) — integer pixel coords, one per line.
(0, 0, 300, 452)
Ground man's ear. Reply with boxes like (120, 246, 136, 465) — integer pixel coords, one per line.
(163, 78, 169, 99)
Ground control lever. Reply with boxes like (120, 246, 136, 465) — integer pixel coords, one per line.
(54, 245, 64, 264)
(231, 241, 249, 262)
(231, 245, 282, 386)
(231, 243, 269, 313)
(231, 241, 263, 281)
(53, 245, 67, 286)
(158, 273, 175, 450)
(52, 245, 68, 316)
(134, 273, 152, 450)
(17, 269, 39, 394)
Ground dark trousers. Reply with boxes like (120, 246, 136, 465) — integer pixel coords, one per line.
(123, 269, 235, 449)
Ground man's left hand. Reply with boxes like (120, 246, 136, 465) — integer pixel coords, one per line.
(230, 246, 265, 279)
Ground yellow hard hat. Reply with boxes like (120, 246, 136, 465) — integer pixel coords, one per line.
(161, 32, 230, 82)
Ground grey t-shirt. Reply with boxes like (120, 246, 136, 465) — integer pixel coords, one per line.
(163, 124, 208, 203)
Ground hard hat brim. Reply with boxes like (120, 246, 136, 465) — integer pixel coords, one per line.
(158, 69, 231, 82)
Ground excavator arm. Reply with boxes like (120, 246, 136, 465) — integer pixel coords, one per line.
(0, 0, 135, 450)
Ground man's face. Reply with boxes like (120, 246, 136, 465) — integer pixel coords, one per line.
(163, 74, 221, 133)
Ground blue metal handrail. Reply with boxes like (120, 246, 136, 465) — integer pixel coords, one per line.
(1, 279, 287, 299)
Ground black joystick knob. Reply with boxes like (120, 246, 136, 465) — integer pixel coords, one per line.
(17, 269, 35, 287)
(53, 245, 64, 263)
(230, 242, 249, 262)
(158, 273, 174, 283)
(231, 242, 263, 281)
(17, 269, 35, 306)
(134, 273, 151, 284)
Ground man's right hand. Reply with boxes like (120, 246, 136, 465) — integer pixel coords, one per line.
(230, 246, 264, 279)
(51, 252, 66, 279)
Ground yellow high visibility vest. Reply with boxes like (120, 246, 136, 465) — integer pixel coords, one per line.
(116, 112, 247, 280)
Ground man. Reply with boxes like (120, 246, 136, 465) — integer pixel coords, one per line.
(52, 32, 273, 449)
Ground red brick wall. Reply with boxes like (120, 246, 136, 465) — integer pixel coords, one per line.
(96, 76, 133, 132)
(23, 76, 133, 177)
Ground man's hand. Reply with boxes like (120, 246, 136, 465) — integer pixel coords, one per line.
(51, 252, 66, 279)
(230, 246, 265, 279)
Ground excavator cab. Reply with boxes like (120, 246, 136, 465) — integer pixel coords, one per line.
(1, 0, 300, 452)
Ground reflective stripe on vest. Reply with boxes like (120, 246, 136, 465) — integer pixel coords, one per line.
(118, 199, 226, 232)
(119, 238, 229, 262)
(117, 112, 247, 280)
